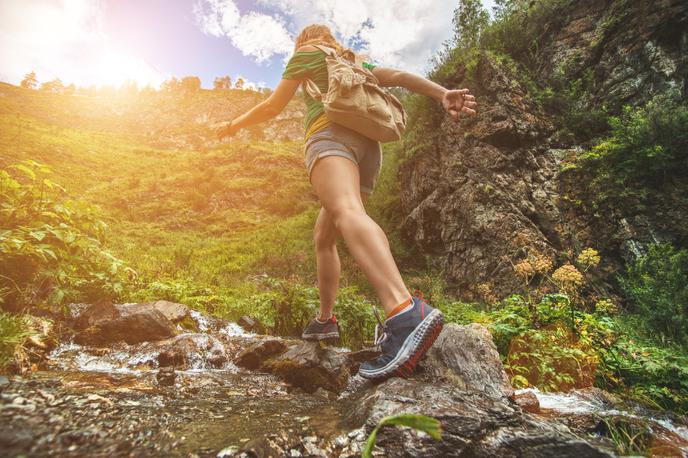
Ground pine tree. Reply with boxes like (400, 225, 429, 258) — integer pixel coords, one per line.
(20, 71, 38, 89)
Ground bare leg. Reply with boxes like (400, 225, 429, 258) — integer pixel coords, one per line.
(313, 193, 371, 319)
(310, 155, 411, 316)
(313, 206, 339, 320)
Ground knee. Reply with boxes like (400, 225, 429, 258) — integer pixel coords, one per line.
(328, 204, 366, 231)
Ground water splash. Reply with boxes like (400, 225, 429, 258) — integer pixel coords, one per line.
(516, 388, 688, 443)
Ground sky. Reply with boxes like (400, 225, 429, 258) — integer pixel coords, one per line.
(0, 0, 497, 90)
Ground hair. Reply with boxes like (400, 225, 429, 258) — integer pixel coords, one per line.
(293, 24, 370, 64)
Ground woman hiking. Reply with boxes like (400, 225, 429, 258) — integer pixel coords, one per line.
(217, 24, 477, 380)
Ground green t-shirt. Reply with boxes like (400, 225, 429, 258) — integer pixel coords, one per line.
(281, 49, 377, 140)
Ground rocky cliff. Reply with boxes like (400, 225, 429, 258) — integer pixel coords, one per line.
(398, 0, 688, 299)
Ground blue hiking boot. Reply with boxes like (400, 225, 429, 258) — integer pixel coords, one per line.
(358, 295, 444, 380)
(301, 314, 340, 342)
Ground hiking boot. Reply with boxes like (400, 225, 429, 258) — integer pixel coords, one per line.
(358, 295, 444, 380)
(301, 314, 340, 342)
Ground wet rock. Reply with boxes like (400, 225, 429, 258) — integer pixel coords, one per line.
(262, 342, 351, 394)
(344, 348, 381, 375)
(234, 339, 287, 370)
(346, 377, 612, 457)
(217, 445, 239, 457)
(420, 323, 514, 400)
(73, 302, 177, 346)
(146, 333, 231, 370)
(157, 350, 185, 368)
(237, 315, 265, 334)
(128, 300, 190, 323)
(156, 367, 176, 387)
(514, 390, 541, 414)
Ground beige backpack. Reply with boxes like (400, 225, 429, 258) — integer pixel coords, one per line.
(302, 44, 407, 143)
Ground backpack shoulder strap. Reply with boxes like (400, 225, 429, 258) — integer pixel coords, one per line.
(311, 44, 337, 57)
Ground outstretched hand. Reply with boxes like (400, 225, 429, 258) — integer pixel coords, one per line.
(217, 121, 239, 140)
(442, 88, 477, 121)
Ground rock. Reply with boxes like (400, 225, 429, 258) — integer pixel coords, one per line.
(145, 333, 231, 370)
(156, 367, 176, 386)
(345, 377, 612, 457)
(129, 300, 190, 323)
(514, 390, 541, 413)
(398, 0, 688, 299)
(234, 339, 287, 370)
(237, 315, 265, 334)
(217, 445, 239, 457)
(344, 348, 381, 375)
(420, 323, 514, 400)
(262, 342, 351, 393)
(157, 350, 185, 368)
(73, 302, 177, 346)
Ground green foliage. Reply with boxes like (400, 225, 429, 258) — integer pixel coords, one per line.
(0, 161, 134, 312)
(618, 243, 688, 347)
(0, 312, 30, 373)
(362, 414, 442, 458)
(483, 0, 573, 69)
(533, 68, 610, 141)
(598, 416, 654, 456)
(576, 94, 688, 206)
(599, 330, 688, 413)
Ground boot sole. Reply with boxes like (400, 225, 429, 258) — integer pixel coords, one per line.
(302, 331, 340, 343)
(358, 309, 444, 380)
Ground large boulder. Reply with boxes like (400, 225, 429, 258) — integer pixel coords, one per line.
(419, 323, 514, 400)
(344, 377, 612, 457)
(71, 302, 177, 346)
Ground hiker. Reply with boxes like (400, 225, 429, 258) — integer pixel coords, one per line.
(217, 24, 477, 380)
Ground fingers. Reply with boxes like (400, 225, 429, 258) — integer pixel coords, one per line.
(461, 106, 476, 116)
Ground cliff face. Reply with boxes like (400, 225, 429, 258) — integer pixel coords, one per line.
(398, 0, 688, 299)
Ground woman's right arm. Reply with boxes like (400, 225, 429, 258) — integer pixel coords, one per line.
(372, 67, 477, 120)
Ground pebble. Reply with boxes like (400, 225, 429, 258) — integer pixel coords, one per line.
(216, 445, 239, 457)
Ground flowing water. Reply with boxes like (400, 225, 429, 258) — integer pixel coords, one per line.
(517, 388, 688, 454)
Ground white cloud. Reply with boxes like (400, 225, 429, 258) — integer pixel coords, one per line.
(255, 0, 459, 75)
(0, 0, 165, 88)
(233, 74, 267, 91)
(193, 0, 293, 64)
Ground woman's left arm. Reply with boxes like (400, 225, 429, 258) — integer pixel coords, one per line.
(217, 78, 301, 140)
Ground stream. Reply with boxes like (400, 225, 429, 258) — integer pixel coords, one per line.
(1, 305, 687, 457)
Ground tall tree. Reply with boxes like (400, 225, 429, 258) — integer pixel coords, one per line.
(20, 71, 38, 89)
(181, 76, 201, 92)
(39, 78, 64, 93)
(214, 76, 231, 90)
(452, 0, 490, 50)
(235, 77, 245, 90)
(161, 77, 181, 92)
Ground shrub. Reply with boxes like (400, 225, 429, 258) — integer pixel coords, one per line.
(0, 312, 30, 373)
(0, 161, 134, 313)
(577, 94, 688, 206)
(618, 243, 688, 346)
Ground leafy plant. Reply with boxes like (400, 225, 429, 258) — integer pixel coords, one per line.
(576, 94, 688, 206)
(0, 312, 30, 373)
(618, 243, 688, 346)
(0, 160, 134, 312)
(362, 414, 442, 458)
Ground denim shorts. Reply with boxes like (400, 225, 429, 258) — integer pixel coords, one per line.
(304, 122, 382, 194)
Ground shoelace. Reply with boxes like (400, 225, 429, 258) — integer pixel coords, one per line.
(372, 305, 388, 349)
